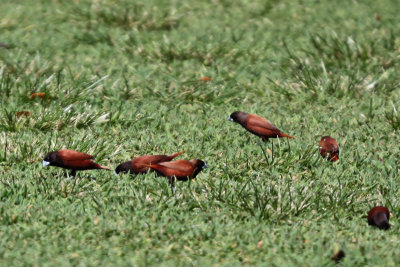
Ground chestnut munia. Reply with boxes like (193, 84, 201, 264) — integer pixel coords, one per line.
(331, 249, 345, 263)
(145, 159, 207, 181)
(228, 111, 294, 141)
(367, 206, 390, 230)
(42, 149, 110, 176)
(114, 151, 184, 175)
(144, 159, 207, 191)
(319, 136, 339, 162)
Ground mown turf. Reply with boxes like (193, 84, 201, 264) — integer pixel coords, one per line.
(1, 0, 400, 266)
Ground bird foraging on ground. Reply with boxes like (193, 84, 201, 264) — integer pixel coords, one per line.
(144, 159, 207, 192)
(367, 206, 390, 230)
(319, 136, 339, 162)
(115, 151, 184, 175)
(331, 249, 345, 264)
(228, 111, 294, 141)
(42, 149, 110, 177)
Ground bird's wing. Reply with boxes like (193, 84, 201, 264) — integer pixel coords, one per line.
(158, 160, 194, 172)
(134, 155, 168, 165)
(59, 149, 94, 161)
(133, 155, 170, 172)
(64, 159, 94, 168)
(247, 114, 279, 131)
(324, 143, 339, 153)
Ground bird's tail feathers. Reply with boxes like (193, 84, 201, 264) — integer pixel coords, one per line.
(281, 133, 295, 139)
(96, 164, 111, 170)
(170, 151, 184, 159)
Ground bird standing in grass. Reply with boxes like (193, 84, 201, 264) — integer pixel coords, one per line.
(144, 159, 207, 192)
(319, 136, 339, 162)
(115, 151, 185, 175)
(228, 111, 295, 141)
(367, 206, 390, 230)
(331, 249, 345, 264)
(42, 149, 110, 177)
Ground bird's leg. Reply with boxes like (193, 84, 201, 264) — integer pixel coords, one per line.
(63, 170, 74, 179)
(286, 136, 291, 155)
(169, 177, 176, 194)
(271, 140, 274, 163)
(70, 169, 76, 178)
(69, 177, 79, 195)
(257, 140, 270, 166)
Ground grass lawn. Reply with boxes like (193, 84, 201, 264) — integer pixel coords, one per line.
(1, 0, 400, 265)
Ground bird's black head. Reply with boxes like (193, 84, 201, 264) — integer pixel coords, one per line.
(228, 111, 240, 123)
(190, 159, 208, 179)
(331, 249, 345, 264)
(42, 151, 62, 168)
(228, 111, 248, 124)
(115, 161, 135, 175)
(374, 212, 390, 230)
(196, 160, 208, 170)
(368, 206, 390, 230)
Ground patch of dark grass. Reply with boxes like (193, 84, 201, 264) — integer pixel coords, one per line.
(66, 1, 181, 32)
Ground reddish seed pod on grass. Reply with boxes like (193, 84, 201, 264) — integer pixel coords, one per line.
(200, 76, 211, 82)
(15, 111, 32, 117)
(30, 92, 46, 99)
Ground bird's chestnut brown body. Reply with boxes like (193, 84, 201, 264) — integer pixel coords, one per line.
(115, 151, 184, 175)
(367, 206, 390, 230)
(42, 149, 110, 176)
(145, 159, 207, 181)
(319, 136, 339, 162)
(228, 111, 294, 141)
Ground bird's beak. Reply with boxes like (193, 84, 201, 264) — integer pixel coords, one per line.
(203, 163, 208, 169)
(42, 160, 50, 168)
(228, 116, 234, 122)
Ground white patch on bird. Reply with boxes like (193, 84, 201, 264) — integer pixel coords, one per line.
(42, 160, 50, 167)
(228, 116, 234, 122)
